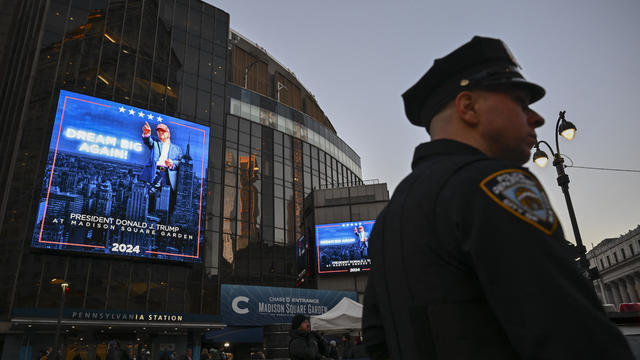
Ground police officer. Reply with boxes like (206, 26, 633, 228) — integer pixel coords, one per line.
(362, 36, 633, 359)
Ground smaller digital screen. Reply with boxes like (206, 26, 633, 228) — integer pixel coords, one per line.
(316, 220, 374, 274)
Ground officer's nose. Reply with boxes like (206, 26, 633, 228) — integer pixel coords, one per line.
(528, 109, 544, 129)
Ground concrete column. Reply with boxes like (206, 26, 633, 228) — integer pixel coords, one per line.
(604, 283, 614, 305)
(609, 281, 623, 308)
(632, 273, 640, 302)
(594, 281, 605, 303)
(618, 279, 631, 303)
(625, 276, 640, 302)
(621, 277, 631, 303)
(598, 279, 610, 304)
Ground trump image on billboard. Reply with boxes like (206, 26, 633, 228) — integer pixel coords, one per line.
(316, 220, 374, 274)
(32, 90, 209, 262)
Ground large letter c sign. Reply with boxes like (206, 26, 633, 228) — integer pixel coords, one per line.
(232, 296, 250, 314)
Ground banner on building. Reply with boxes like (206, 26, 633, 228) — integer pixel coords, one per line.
(220, 284, 356, 326)
(31, 90, 209, 262)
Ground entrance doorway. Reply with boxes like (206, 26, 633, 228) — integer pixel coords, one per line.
(64, 330, 153, 360)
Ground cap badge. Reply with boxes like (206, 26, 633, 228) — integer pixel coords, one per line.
(499, 40, 521, 68)
(460, 79, 470, 86)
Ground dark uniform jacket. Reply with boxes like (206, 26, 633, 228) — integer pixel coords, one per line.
(362, 139, 633, 359)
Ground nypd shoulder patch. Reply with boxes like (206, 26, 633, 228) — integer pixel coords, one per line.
(479, 169, 558, 235)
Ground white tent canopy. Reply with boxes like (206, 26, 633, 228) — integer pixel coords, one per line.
(310, 297, 362, 331)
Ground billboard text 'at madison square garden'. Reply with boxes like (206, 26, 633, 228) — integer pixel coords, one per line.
(32, 90, 210, 263)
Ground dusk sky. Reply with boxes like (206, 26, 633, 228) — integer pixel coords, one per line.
(208, 0, 640, 248)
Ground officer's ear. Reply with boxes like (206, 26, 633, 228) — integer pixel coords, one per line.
(454, 91, 480, 127)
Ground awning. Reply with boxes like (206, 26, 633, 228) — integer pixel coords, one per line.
(310, 297, 362, 331)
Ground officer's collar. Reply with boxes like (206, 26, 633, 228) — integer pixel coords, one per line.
(411, 139, 487, 170)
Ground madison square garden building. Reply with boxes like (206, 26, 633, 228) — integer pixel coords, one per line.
(0, 0, 362, 358)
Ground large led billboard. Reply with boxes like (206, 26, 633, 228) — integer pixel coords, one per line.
(316, 220, 374, 274)
(32, 90, 209, 262)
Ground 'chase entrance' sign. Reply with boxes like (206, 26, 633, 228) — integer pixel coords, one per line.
(221, 284, 356, 326)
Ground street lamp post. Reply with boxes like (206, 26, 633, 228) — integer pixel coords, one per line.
(53, 281, 69, 356)
(533, 111, 599, 281)
(276, 82, 287, 102)
(243, 60, 260, 89)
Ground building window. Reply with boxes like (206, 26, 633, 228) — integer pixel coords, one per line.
(607, 256, 611, 266)
(621, 248, 626, 260)
(630, 244, 635, 256)
(599, 258, 605, 269)
(613, 252, 619, 263)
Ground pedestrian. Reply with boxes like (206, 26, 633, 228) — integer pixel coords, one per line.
(327, 340, 339, 359)
(362, 35, 634, 359)
(201, 348, 212, 360)
(288, 314, 323, 360)
(141, 349, 151, 360)
(106, 341, 130, 360)
(43, 347, 61, 360)
(159, 350, 170, 360)
(209, 348, 221, 360)
(339, 334, 352, 360)
(345, 337, 368, 360)
(217, 347, 227, 360)
(179, 348, 193, 360)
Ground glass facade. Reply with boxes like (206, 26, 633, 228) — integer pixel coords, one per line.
(0, 0, 228, 319)
(227, 85, 362, 178)
(220, 90, 363, 288)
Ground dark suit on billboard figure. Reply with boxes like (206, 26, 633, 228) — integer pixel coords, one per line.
(141, 122, 182, 213)
(354, 225, 368, 258)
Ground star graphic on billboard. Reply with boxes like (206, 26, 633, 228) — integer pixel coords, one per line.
(138, 111, 145, 117)
(147, 114, 154, 120)
(157, 116, 163, 122)
(119, 106, 125, 113)
(128, 109, 135, 115)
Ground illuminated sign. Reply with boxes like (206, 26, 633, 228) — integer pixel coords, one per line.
(70, 311, 183, 322)
(12, 308, 221, 323)
(315, 220, 374, 274)
(31, 90, 209, 262)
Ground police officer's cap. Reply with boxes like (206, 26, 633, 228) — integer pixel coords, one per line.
(402, 36, 545, 131)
